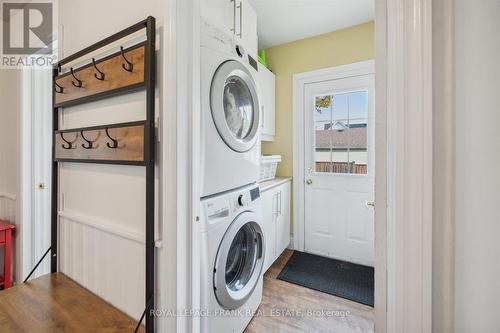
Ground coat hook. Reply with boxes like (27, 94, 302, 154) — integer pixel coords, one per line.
(60, 132, 77, 149)
(80, 130, 94, 149)
(92, 58, 105, 81)
(105, 127, 118, 149)
(55, 81, 64, 94)
(71, 67, 83, 88)
(120, 46, 133, 72)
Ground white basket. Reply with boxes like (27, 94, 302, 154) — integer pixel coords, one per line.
(259, 155, 282, 182)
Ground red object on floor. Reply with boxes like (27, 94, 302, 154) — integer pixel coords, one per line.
(0, 219, 15, 290)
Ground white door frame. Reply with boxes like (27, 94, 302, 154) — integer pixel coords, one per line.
(292, 60, 375, 253)
(19, 68, 53, 283)
(382, 0, 432, 331)
(185, 0, 433, 332)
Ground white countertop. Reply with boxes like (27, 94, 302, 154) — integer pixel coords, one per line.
(258, 177, 292, 192)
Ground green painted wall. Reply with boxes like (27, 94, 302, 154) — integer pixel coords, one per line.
(262, 21, 375, 176)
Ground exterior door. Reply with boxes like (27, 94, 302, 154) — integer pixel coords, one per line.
(210, 60, 260, 152)
(303, 74, 375, 266)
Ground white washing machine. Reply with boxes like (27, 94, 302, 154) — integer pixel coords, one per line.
(200, 19, 261, 198)
(200, 184, 265, 333)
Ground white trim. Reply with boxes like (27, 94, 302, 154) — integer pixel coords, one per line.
(176, 0, 201, 332)
(20, 68, 33, 283)
(292, 60, 375, 253)
(155, 1, 181, 333)
(374, 0, 388, 330)
(384, 0, 433, 331)
(58, 210, 162, 247)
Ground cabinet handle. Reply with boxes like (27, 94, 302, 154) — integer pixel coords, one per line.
(230, 0, 236, 33)
(237, 1, 242, 38)
(273, 193, 277, 218)
(278, 191, 282, 216)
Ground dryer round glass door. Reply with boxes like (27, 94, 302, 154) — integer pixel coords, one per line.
(214, 212, 264, 309)
(210, 60, 260, 152)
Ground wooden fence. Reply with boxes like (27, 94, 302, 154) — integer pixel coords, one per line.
(315, 162, 367, 174)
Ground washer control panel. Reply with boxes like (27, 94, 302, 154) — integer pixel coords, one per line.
(232, 186, 260, 209)
(250, 187, 260, 201)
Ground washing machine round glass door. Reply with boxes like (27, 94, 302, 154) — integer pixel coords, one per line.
(210, 60, 260, 152)
(214, 211, 264, 309)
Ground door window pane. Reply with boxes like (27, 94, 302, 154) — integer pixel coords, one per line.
(314, 91, 368, 174)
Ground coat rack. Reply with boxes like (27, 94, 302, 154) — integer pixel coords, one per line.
(49, 17, 156, 333)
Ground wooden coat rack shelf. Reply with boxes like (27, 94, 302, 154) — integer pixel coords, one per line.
(17, 16, 158, 333)
(54, 121, 146, 165)
(54, 43, 146, 107)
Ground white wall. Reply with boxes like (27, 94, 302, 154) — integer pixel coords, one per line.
(57, 1, 176, 331)
(454, 1, 500, 332)
(0, 70, 21, 284)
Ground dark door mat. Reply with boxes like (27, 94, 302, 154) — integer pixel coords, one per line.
(277, 251, 374, 307)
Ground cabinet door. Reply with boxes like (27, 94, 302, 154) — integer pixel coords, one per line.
(235, 0, 258, 57)
(201, 0, 234, 35)
(276, 182, 291, 256)
(261, 188, 276, 272)
(257, 63, 276, 140)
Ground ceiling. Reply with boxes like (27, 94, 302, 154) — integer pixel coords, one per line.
(247, 0, 374, 49)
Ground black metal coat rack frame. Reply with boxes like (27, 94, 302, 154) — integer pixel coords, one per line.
(25, 16, 156, 333)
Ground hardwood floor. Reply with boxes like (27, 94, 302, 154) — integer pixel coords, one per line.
(245, 250, 374, 333)
(0, 273, 143, 333)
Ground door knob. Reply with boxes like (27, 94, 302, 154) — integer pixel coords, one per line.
(306, 179, 313, 185)
(365, 201, 375, 208)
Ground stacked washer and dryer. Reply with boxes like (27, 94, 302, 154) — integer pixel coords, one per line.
(199, 19, 265, 333)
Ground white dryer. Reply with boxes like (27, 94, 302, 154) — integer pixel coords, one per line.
(200, 184, 265, 333)
(200, 19, 261, 198)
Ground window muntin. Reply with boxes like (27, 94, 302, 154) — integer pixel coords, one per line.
(314, 90, 368, 174)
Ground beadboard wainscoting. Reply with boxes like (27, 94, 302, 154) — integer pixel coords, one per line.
(57, 157, 152, 321)
(59, 212, 145, 320)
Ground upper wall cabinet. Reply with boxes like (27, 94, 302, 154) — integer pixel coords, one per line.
(257, 62, 276, 141)
(200, 0, 233, 33)
(201, 0, 258, 57)
(236, 0, 258, 58)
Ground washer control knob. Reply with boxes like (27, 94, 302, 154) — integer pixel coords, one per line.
(237, 194, 247, 206)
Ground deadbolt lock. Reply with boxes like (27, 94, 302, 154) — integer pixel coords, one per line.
(306, 179, 313, 185)
(38, 183, 46, 190)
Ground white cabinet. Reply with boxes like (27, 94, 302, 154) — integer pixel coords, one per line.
(200, 0, 233, 33)
(201, 0, 258, 57)
(236, 0, 258, 58)
(257, 63, 276, 141)
(261, 189, 276, 271)
(276, 182, 291, 255)
(261, 180, 291, 272)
